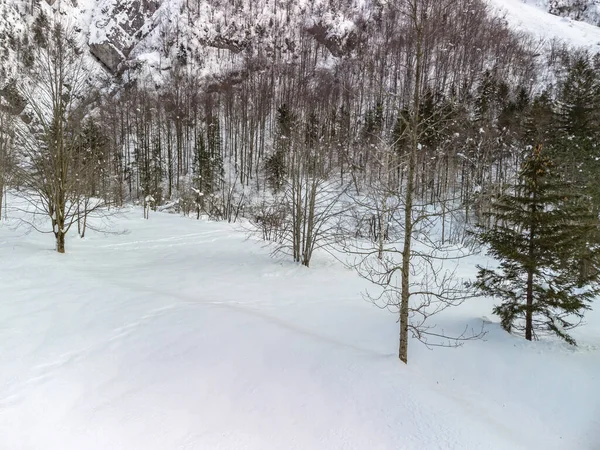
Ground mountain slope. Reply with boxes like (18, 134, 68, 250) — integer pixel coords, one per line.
(1, 0, 599, 92)
(487, 0, 600, 47)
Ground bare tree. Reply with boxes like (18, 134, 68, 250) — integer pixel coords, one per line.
(342, 0, 488, 364)
(255, 116, 351, 267)
(344, 131, 482, 364)
(15, 20, 101, 252)
(0, 107, 15, 220)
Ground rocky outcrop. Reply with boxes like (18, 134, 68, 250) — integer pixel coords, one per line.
(44, 0, 78, 6)
(305, 21, 363, 58)
(203, 36, 247, 54)
(548, 0, 600, 26)
(0, 81, 26, 116)
(89, 0, 161, 73)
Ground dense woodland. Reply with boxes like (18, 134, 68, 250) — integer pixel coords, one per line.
(1, 0, 600, 361)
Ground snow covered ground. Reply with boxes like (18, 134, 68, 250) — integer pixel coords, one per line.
(0, 200, 598, 449)
(489, 0, 600, 48)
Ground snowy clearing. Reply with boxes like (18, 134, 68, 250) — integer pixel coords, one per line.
(0, 203, 598, 449)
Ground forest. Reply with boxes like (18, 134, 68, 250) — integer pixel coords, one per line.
(1, 0, 600, 362)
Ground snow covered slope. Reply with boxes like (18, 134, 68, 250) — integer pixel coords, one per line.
(1, 0, 599, 97)
(488, 0, 600, 47)
(0, 199, 598, 449)
(533, 0, 600, 26)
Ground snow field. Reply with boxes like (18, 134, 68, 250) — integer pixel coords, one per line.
(0, 200, 598, 449)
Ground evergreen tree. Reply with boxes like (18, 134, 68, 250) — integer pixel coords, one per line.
(362, 101, 384, 142)
(556, 53, 599, 138)
(265, 104, 294, 192)
(552, 53, 600, 208)
(192, 134, 208, 213)
(78, 119, 109, 197)
(193, 122, 224, 201)
(32, 10, 49, 48)
(523, 91, 555, 147)
(473, 145, 600, 344)
(474, 70, 498, 123)
(497, 86, 529, 134)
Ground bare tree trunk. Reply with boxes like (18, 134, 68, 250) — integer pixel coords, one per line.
(81, 199, 88, 239)
(399, 0, 424, 364)
(400, 146, 416, 363)
(525, 267, 534, 341)
(77, 201, 81, 235)
(526, 206, 536, 341)
(56, 230, 65, 253)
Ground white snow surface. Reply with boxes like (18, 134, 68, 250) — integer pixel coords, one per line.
(0, 200, 598, 449)
(488, 0, 600, 48)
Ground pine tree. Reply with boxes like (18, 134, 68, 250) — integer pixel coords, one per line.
(523, 91, 554, 147)
(265, 105, 294, 192)
(552, 53, 600, 208)
(556, 53, 599, 138)
(474, 70, 498, 123)
(473, 145, 600, 344)
(192, 123, 224, 205)
(32, 10, 49, 48)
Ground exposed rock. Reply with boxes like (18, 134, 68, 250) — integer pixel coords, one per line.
(206, 69, 250, 94)
(89, 0, 161, 73)
(44, 0, 77, 5)
(305, 22, 361, 58)
(203, 36, 247, 54)
(89, 25, 132, 73)
(548, 0, 600, 26)
(0, 81, 26, 116)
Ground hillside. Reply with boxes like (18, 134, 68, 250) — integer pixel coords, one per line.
(1, 0, 599, 87)
(0, 1, 599, 448)
(0, 199, 598, 449)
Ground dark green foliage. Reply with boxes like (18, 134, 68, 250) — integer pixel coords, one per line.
(78, 119, 109, 197)
(177, 43, 188, 66)
(305, 112, 319, 148)
(524, 91, 555, 147)
(32, 10, 49, 48)
(21, 34, 34, 68)
(275, 104, 294, 144)
(497, 86, 529, 133)
(550, 52, 600, 208)
(149, 137, 163, 203)
(419, 90, 455, 149)
(362, 101, 384, 142)
(556, 53, 599, 137)
(265, 104, 295, 192)
(473, 145, 600, 344)
(265, 150, 286, 192)
(193, 119, 224, 201)
(392, 108, 410, 155)
(475, 70, 498, 123)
